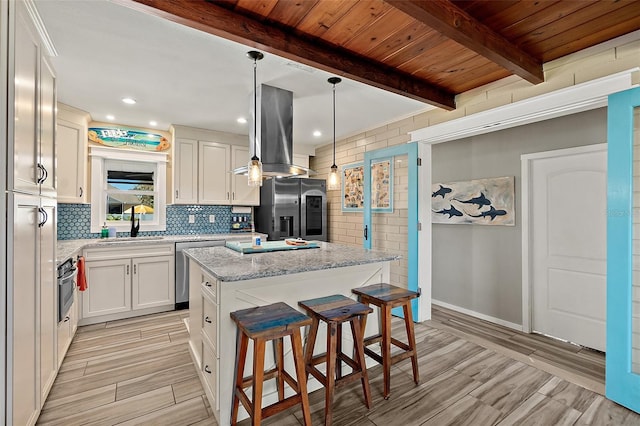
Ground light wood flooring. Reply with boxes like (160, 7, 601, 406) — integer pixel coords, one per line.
(37, 306, 638, 426)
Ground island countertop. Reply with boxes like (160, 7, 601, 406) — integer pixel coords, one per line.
(183, 241, 400, 282)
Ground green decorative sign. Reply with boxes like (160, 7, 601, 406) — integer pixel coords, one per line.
(88, 127, 170, 151)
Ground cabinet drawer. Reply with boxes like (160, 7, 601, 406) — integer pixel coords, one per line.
(202, 295, 218, 354)
(201, 276, 218, 303)
(201, 342, 218, 411)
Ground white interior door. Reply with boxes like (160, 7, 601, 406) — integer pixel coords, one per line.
(530, 145, 607, 351)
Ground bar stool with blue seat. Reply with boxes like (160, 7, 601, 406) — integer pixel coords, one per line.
(230, 302, 312, 426)
(352, 283, 419, 399)
(298, 294, 373, 426)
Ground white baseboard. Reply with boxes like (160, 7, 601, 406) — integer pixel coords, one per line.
(432, 299, 523, 332)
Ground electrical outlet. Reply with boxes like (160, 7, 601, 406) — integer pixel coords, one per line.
(188, 214, 195, 224)
(209, 215, 215, 223)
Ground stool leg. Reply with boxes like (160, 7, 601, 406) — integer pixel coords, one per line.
(325, 321, 338, 426)
(252, 338, 266, 426)
(275, 337, 285, 401)
(291, 329, 312, 426)
(351, 315, 372, 408)
(231, 329, 249, 426)
(403, 301, 420, 385)
(336, 322, 342, 380)
(381, 304, 392, 399)
(304, 317, 320, 381)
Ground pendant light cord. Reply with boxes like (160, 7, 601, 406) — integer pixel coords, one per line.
(253, 58, 258, 161)
(332, 82, 336, 167)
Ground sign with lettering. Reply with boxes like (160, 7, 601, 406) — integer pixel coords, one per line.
(88, 127, 170, 151)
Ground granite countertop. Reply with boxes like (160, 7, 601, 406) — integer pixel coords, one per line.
(56, 233, 265, 265)
(183, 242, 400, 282)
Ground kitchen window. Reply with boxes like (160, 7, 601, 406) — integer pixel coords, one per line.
(90, 146, 167, 233)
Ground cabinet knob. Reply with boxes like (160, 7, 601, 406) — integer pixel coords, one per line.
(175, 190, 179, 199)
(63, 316, 70, 323)
(204, 316, 212, 324)
(204, 282, 212, 287)
(204, 365, 212, 374)
(79, 186, 83, 197)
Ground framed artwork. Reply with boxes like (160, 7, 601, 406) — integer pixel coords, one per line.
(342, 162, 364, 212)
(371, 158, 393, 213)
(341, 158, 394, 213)
(431, 176, 515, 226)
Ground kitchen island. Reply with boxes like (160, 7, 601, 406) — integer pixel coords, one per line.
(184, 242, 400, 424)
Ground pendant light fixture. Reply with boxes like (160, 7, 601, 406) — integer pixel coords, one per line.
(327, 76, 342, 191)
(247, 50, 264, 187)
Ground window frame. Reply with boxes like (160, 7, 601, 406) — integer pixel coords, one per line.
(90, 146, 167, 233)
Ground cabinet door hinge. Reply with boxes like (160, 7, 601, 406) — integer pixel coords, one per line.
(417, 157, 422, 166)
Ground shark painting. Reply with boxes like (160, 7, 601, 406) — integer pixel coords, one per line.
(431, 176, 514, 226)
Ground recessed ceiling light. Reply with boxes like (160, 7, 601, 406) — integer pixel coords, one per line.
(106, 115, 115, 120)
(122, 97, 136, 104)
(237, 117, 247, 124)
(149, 121, 157, 126)
(313, 130, 322, 137)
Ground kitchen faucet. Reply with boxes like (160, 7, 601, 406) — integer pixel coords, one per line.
(130, 212, 139, 237)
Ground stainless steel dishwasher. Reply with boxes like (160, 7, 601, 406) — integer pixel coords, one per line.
(175, 240, 225, 309)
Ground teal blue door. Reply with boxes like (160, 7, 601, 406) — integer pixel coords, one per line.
(363, 143, 419, 321)
(607, 86, 640, 413)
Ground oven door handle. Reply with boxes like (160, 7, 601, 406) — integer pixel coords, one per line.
(59, 267, 78, 282)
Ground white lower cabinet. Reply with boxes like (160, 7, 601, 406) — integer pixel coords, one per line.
(83, 258, 131, 317)
(57, 288, 78, 367)
(82, 244, 175, 322)
(189, 263, 220, 415)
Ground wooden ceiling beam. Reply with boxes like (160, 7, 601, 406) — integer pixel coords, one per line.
(116, 0, 456, 110)
(385, 0, 544, 84)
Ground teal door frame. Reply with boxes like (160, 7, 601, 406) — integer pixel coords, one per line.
(607, 86, 640, 413)
(363, 142, 419, 322)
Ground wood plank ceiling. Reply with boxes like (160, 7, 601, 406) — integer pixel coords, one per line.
(119, 0, 640, 110)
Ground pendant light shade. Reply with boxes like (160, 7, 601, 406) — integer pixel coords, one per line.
(247, 50, 264, 187)
(327, 76, 342, 191)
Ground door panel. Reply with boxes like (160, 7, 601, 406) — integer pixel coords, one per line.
(607, 86, 640, 413)
(531, 147, 606, 351)
(39, 56, 56, 197)
(83, 259, 131, 317)
(363, 144, 419, 321)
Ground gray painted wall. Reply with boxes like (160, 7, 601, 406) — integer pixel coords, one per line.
(431, 107, 607, 325)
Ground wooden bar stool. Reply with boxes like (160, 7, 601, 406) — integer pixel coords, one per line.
(230, 302, 312, 426)
(352, 284, 420, 399)
(298, 294, 373, 426)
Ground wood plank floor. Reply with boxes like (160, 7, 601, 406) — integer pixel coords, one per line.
(37, 306, 638, 426)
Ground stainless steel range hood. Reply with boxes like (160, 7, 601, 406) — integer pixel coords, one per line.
(233, 84, 314, 178)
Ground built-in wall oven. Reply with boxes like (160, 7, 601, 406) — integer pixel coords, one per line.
(57, 258, 77, 322)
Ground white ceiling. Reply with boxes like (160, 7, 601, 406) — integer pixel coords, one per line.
(35, 0, 434, 153)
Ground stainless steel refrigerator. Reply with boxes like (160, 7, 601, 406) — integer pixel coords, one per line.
(255, 178, 327, 241)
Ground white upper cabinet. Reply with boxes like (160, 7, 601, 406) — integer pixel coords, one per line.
(11, 4, 40, 194)
(57, 104, 89, 203)
(172, 128, 259, 206)
(174, 138, 198, 204)
(231, 145, 259, 205)
(39, 56, 56, 197)
(10, 5, 56, 197)
(199, 141, 231, 205)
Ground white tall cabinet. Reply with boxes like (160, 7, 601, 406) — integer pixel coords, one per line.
(4, 1, 58, 425)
